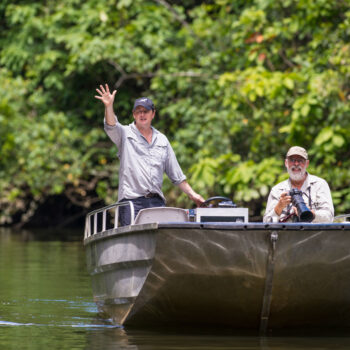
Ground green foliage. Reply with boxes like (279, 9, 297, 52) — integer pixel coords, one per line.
(1, 0, 350, 225)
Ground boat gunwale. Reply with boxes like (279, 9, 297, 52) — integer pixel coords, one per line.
(83, 222, 159, 246)
(83, 221, 350, 246)
(157, 222, 350, 230)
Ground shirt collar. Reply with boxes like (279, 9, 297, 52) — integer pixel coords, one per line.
(130, 122, 158, 144)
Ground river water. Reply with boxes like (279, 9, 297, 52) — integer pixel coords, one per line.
(1, 228, 350, 350)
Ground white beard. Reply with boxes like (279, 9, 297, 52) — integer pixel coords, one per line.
(287, 165, 306, 182)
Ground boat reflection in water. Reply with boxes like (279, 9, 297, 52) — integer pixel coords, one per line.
(83, 198, 350, 334)
(85, 326, 350, 350)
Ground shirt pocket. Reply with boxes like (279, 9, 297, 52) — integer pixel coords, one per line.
(128, 137, 148, 157)
(151, 144, 167, 162)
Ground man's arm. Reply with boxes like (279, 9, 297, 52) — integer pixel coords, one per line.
(312, 180, 334, 223)
(162, 141, 204, 206)
(263, 189, 292, 223)
(95, 84, 117, 126)
(263, 191, 280, 223)
(96, 84, 125, 148)
(178, 180, 205, 207)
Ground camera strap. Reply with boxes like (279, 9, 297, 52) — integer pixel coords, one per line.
(279, 186, 311, 222)
(279, 202, 295, 222)
(302, 187, 312, 208)
(279, 211, 295, 222)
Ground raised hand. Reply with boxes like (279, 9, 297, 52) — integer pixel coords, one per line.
(95, 84, 117, 107)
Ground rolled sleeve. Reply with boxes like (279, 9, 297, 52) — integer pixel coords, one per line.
(104, 115, 124, 149)
(165, 143, 186, 185)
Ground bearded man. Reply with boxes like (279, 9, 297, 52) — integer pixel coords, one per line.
(263, 146, 334, 223)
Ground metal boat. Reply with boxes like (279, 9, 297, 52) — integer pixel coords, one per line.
(83, 200, 350, 332)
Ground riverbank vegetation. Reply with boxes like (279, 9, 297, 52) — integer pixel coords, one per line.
(1, 0, 350, 227)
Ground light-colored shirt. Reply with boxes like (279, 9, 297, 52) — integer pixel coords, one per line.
(104, 118, 186, 202)
(263, 173, 334, 223)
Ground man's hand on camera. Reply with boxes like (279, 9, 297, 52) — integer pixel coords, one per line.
(274, 191, 291, 216)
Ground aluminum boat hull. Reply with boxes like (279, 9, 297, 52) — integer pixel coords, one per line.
(84, 222, 350, 331)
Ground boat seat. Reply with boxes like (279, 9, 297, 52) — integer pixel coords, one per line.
(134, 207, 189, 224)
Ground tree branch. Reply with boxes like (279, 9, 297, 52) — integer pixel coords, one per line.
(109, 68, 219, 88)
(153, 0, 206, 50)
(153, 0, 191, 31)
(278, 49, 295, 68)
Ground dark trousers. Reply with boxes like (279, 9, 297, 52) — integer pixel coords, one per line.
(118, 195, 165, 226)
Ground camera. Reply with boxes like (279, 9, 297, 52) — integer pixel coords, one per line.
(289, 189, 314, 222)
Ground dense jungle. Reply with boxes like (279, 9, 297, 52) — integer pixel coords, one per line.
(1, 0, 350, 228)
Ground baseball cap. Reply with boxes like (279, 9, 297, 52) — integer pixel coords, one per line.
(286, 146, 308, 159)
(133, 97, 155, 111)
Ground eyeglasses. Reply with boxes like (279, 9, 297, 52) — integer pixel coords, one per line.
(287, 157, 306, 164)
(134, 109, 151, 116)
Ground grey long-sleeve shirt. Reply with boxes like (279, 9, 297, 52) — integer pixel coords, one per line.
(263, 173, 334, 223)
(104, 119, 186, 202)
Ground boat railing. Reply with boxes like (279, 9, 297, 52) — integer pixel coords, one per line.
(84, 201, 135, 239)
(333, 214, 350, 223)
